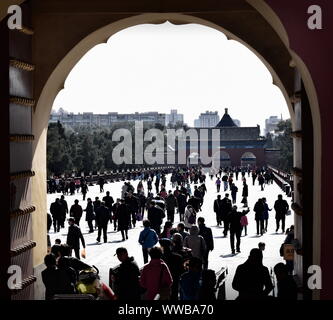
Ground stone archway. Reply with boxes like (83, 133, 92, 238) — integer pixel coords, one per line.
(32, 12, 321, 299)
(1, 1, 324, 299)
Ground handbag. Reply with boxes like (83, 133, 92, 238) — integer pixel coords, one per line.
(286, 210, 292, 216)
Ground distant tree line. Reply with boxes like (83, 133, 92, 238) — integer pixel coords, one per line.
(47, 121, 189, 177)
(265, 119, 293, 173)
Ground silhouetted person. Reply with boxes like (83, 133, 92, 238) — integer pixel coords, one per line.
(96, 202, 110, 243)
(84, 198, 95, 233)
(117, 199, 131, 241)
(198, 217, 214, 269)
(198, 269, 217, 301)
(179, 257, 202, 300)
(254, 198, 265, 236)
(147, 201, 165, 236)
(232, 248, 273, 300)
(274, 194, 289, 233)
(274, 263, 298, 300)
(70, 199, 83, 226)
(66, 217, 85, 260)
(221, 194, 232, 236)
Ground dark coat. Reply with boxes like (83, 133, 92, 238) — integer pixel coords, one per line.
(66, 224, 85, 249)
(70, 204, 83, 220)
(95, 205, 111, 226)
(117, 203, 131, 231)
(50, 201, 62, 220)
(242, 184, 248, 197)
(148, 205, 165, 227)
(198, 224, 214, 251)
(232, 261, 273, 300)
(112, 257, 141, 300)
(85, 202, 95, 221)
(254, 201, 265, 221)
(220, 198, 232, 218)
(103, 195, 114, 209)
(165, 194, 178, 211)
(274, 199, 289, 219)
(227, 210, 243, 232)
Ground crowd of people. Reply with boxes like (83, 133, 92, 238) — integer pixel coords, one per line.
(44, 166, 297, 301)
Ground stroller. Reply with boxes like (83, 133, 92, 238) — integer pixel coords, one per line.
(76, 265, 116, 300)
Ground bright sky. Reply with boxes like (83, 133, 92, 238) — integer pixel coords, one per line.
(52, 22, 289, 133)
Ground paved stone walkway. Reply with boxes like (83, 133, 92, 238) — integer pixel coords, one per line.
(48, 172, 293, 299)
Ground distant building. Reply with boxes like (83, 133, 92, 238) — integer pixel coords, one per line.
(183, 108, 267, 168)
(165, 109, 184, 126)
(265, 116, 282, 135)
(193, 119, 201, 127)
(194, 111, 220, 128)
(49, 110, 166, 127)
(232, 119, 241, 127)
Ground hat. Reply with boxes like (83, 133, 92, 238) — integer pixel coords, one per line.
(114, 247, 127, 256)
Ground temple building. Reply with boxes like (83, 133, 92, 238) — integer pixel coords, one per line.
(185, 108, 269, 168)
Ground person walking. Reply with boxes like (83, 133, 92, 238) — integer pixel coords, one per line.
(138, 220, 159, 264)
(117, 199, 131, 241)
(95, 202, 110, 243)
(140, 247, 173, 300)
(84, 198, 95, 233)
(216, 177, 221, 193)
(222, 174, 228, 191)
(227, 206, 244, 254)
(274, 195, 289, 233)
(111, 247, 141, 300)
(66, 217, 86, 260)
(240, 209, 249, 236)
(262, 198, 272, 232)
(103, 191, 114, 218)
(184, 205, 197, 231)
(254, 198, 265, 236)
(231, 183, 238, 204)
(159, 238, 184, 301)
(241, 181, 248, 207)
(147, 201, 165, 236)
(258, 174, 265, 191)
(50, 198, 62, 233)
(179, 257, 203, 300)
(69, 199, 83, 226)
(221, 194, 232, 237)
(213, 195, 223, 226)
(165, 190, 178, 223)
(81, 182, 88, 201)
(177, 192, 187, 222)
(198, 217, 214, 270)
(232, 248, 273, 300)
(59, 195, 68, 228)
(183, 225, 207, 262)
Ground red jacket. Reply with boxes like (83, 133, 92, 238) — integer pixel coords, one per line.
(140, 259, 173, 300)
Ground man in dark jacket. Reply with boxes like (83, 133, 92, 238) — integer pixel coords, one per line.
(50, 198, 62, 233)
(69, 199, 83, 226)
(125, 192, 139, 228)
(198, 217, 214, 269)
(165, 190, 178, 223)
(96, 202, 111, 243)
(254, 198, 265, 235)
(59, 195, 68, 228)
(111, 247, 141, 300)
(177, 192, 187, 221)
(117, 199, 131, 241)
(232, 248, 273, 300)
(220, 194, 232, 236)
(274, 263, 298, 300)
(227, 206, 247, 254)
(160, 238, 184, 301)
(213, 195, 223, 226)
(274, 194, 289, 233)
(66, 218, 86, 260)
(147, 201, 165, 235)
(103, 191, 114, 214)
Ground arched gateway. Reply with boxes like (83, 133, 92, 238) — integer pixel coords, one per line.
(1, 0, 326, 300)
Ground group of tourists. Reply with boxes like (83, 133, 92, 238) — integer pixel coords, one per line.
(44, 165, 297, 300)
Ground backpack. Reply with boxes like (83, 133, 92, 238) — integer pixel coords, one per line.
(188, 213, 196, 224)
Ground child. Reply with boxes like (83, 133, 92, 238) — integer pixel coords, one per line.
(240, 210, 249, 236)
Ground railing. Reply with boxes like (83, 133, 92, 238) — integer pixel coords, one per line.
(267, 165, 293, 197)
